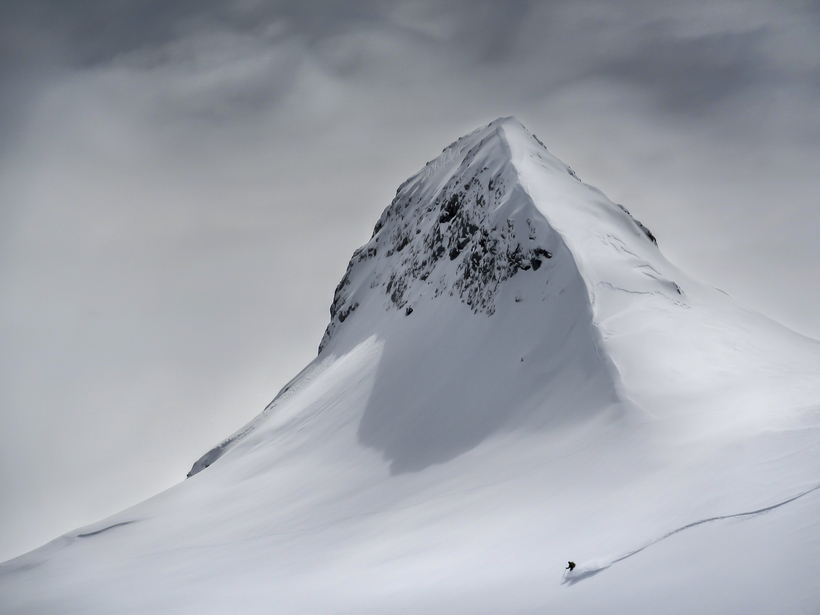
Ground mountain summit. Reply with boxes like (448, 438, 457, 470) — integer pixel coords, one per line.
(320, 117, 662, 352)
(3, 118, 820, 615)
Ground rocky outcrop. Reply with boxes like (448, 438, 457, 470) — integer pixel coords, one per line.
(319, 126, 556, 352)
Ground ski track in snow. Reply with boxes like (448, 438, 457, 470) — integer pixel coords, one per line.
(562, 482, 820, 585)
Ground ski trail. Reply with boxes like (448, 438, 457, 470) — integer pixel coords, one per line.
(563, 482, 820, 585)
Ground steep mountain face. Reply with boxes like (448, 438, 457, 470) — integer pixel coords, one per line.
(318, 118, 661, 353)
(321, 122, 563, 344)
(3, 118, 820, 615)
(192, 118, 634, 477)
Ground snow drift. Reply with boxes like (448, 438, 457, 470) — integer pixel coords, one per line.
(2, 118, 820, 614)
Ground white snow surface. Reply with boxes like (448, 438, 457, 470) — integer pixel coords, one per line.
(3, 117, 820, 614)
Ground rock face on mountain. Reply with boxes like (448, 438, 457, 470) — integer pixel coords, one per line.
(321, 122, 560, 345)
(3, 118, 820, 615)
(319, 118, 659, 352)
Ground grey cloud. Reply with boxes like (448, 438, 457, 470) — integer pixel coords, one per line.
(11, 0, 813, 125)
(600, 27, 772, 114)
(441, 0, 536, 62)
(1, 0, 391, 69)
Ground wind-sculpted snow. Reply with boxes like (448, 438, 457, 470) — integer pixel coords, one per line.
(3, 118, 820, 615)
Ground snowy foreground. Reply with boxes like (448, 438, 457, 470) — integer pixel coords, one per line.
(2, 118, 820, 614)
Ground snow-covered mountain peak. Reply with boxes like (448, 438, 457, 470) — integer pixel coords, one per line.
(319, 117, 664, 353)
(192, 118, 641, 477)
(187, 119, 705, 479)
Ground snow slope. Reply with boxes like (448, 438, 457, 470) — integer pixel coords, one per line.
(2, 117, 819, 614)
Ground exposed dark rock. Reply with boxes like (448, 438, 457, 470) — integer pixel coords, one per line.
(337, 302, 359, 323)
(319, 129, 559, 352)
(616, 204, 658, 246)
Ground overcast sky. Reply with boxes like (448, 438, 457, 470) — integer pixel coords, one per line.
(1, 0, 819, 562)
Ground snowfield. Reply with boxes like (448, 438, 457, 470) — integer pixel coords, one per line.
(2, 117, 819, 614)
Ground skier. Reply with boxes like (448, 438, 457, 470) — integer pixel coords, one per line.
(566, 561, 576, 572)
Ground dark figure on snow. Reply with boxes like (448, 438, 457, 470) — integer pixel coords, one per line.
(566, 561, 576, 571)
